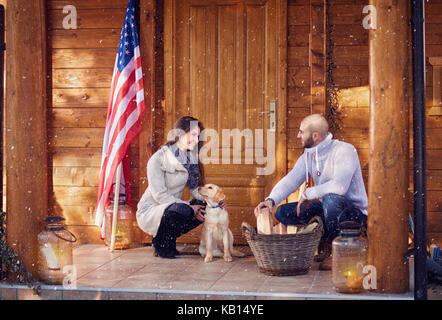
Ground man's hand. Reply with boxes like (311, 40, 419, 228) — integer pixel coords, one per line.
(296, 192, 309, 216)
(254, 198, 274, 217)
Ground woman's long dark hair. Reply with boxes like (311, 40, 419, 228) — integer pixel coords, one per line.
(163, 116, 206, 186)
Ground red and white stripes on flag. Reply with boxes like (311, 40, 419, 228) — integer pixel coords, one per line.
(95, 0, 145, 238)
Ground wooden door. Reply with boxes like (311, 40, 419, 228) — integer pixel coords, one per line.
(164, 0, 287, 243)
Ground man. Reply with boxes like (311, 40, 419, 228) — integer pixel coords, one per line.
(254, 114, 368, 270)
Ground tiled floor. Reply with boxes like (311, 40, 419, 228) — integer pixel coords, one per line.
(0, 244, 416, 300)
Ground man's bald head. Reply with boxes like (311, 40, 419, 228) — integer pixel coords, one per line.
(301, 114, 329, 139)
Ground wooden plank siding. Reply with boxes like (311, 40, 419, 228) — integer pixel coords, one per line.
(286, 0, 371, 200)
(286, 0, 442, 245)
(287, 0, 311, 203)
(324, 0, 370, 195)
(41, 0, 442, 245)
(46, 0, 164, 243)
(47, 0, 134, 242)
(425, 0, 442, 245)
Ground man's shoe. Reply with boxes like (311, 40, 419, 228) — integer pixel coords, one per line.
(319, 256, 332, 271)
(314, 251, 329, 262)
(314, 242, 331, 262)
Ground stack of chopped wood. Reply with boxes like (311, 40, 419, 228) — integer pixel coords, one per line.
(256, 207, 318, 235)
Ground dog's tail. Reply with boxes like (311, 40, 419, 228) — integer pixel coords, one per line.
(230, 247, 245, 258)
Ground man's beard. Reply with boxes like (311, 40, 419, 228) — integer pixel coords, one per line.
(303, 134, 314, 149)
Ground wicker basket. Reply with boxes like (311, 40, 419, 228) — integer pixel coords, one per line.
(242, 220, 323, 276)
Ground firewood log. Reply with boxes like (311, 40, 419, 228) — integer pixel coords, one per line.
(257, 207, 273, 235)
(273, 223, 287, 235)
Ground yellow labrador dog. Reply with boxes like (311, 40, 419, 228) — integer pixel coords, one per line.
(198, 184, 245, 262)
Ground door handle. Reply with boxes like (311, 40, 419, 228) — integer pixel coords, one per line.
(258, 101, 276, 132)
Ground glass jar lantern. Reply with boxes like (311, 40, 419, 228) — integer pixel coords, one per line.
(37, 217, 77, 285)
(104, 184, 135, 250)
(332, 221, 368, 293)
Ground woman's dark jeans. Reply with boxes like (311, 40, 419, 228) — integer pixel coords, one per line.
(152, 199, 205, 257)
(274, 193, 367, 244)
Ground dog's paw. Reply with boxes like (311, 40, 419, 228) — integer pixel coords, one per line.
(204, 255, 213, 263)
(223, 255, 233, 262)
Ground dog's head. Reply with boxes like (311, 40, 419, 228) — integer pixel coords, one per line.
(198, 183, 226, 206)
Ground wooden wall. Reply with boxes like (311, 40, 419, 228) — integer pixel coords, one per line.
(286, 0, 370, 201)
(286, 0, 442, 245)
(286, 0, 311, 203)
(424, 0, 442, 245)
(38, 0, 442, 245)
(47, 0, 139, 243)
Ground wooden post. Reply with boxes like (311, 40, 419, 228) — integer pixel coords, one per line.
(368, 0, 410, 293)
(309, 0, 326, 115)
(138, 0, 156, 243)
(5, 0, 48, 276)
(138, 0, 156, 197)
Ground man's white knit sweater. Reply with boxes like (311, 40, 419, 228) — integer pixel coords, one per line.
(267, 133, 368, 215)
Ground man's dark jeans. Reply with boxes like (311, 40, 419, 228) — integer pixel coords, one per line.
(274, 193, 367, 243)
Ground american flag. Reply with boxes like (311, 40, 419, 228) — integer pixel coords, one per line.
(95, 0, 146, 238)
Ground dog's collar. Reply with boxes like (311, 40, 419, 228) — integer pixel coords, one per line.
(208, 203, 223, 209)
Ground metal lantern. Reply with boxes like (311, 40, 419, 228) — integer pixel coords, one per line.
(332, 221, 368, 293)
(104, 184, 135, 250)
(37, 217, 77, 285)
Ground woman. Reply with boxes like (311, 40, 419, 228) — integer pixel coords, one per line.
(136, 116, 207, 258)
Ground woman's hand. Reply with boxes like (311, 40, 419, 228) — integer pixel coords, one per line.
(190, 204, 206, 222)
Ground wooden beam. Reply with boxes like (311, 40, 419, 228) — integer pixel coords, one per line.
(5, 0, 48, 276)
(138, 0, 156, 197)
(138, 0, 156, 244)
(274, 0, 288, 195)
(368, 0, 410, 293)
(309, 0, 326, 115)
